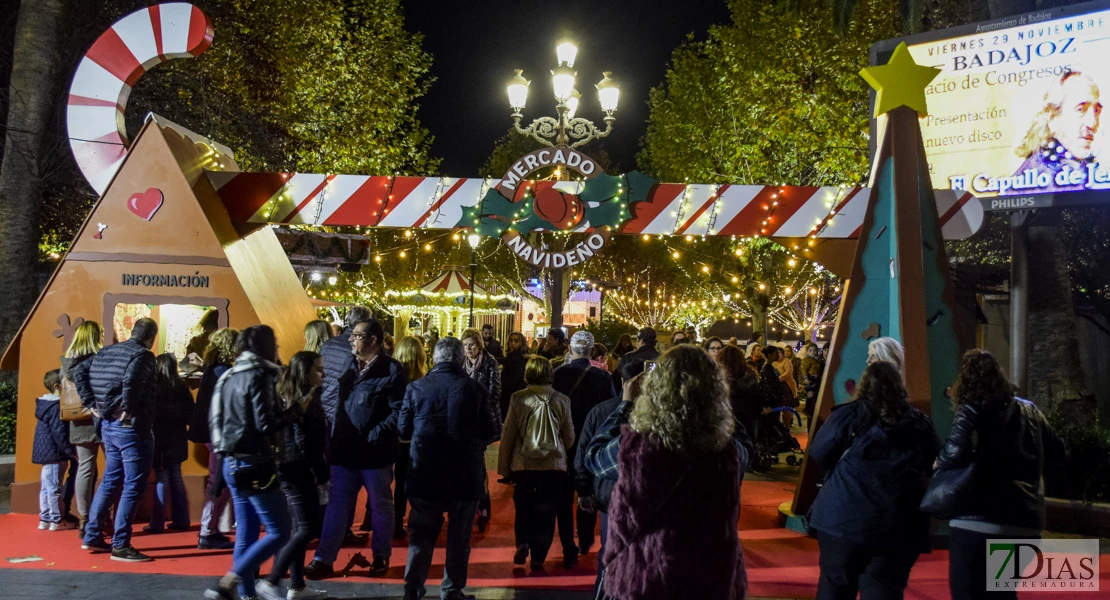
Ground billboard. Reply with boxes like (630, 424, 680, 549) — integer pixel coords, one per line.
(872, 1, 1110, 210)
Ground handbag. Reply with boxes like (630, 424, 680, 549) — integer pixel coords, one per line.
(920, 459, 976, 519)
(59, 377, 92, 422)
(229, 460, 280, 497)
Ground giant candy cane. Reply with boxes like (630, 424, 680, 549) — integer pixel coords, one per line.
(67, 3, 213, 194)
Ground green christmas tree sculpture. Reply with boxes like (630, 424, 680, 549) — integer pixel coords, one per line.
(790, 43, 963, 516)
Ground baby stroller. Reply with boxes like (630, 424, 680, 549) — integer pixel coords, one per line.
(751, 406, 804, 471)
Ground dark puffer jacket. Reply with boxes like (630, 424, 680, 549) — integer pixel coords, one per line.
(153, 381, 195, 468)
(604, 427, 747, 600)
(399, 362, 496, 502)
(279, 390, 330, 486)
(499, 350, 528, 419)
(320, 330, 356, 429)
(329, 354, 408, 470)
(62, 354, 99, 445)
(808, 399, 939, 552)
(611, 345, 659, 390)
(189, 363, 229, 444)
(33, 396, 74, 464)
(87, 338, 158, 434)
(209, 352, 283, 458)
(939, 398, 1068, 531)
(466, 351, 502, 442)
(554, 358, 617, 451)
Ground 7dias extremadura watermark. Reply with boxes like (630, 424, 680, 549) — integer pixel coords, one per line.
(987, 539, 1100, 592)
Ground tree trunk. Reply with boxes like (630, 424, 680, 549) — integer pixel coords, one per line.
(751, 302, 768, 341)
(0, 0, 65, 354)
(1025, 221, 1093, 414)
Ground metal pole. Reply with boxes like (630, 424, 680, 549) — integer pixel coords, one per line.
(599, 290, 605, 328)
(1010, 211, 1029, 393)
(468, 250, 477, 328)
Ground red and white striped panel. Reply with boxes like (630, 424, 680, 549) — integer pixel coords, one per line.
(68, 3, 213, 194)
(209, 172, 983, 241)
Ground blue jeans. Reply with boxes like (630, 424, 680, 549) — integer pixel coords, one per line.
(224, 456, 291, 598)
(315, 465, 394, 564)
(84, 421, 153, 549)
(39, 462, 67, 523)
(404, 497, 478, 600)
(151, 462, 190, 530)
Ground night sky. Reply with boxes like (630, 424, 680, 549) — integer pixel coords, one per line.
(404, 0, 732, 177)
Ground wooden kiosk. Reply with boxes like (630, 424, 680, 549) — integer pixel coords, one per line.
(1, 118, 316, 514)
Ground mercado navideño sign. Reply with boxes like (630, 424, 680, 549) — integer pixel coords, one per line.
(876, 2, 1110, 207)
(460, 146, 627, 269)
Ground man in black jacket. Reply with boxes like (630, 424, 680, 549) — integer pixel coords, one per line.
(398, 337, 495, 600)
(80, 318, 158, 563)
(320, 306, 371, 428)
(480, 324, 504, 363)
(611, 327, 660, 390)
(552, 331, 615, 564)
(306, 318, 407, 579)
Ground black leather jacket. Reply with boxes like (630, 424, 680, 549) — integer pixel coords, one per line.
(938, 398, 1067, 530)
(209, 352, 283, 458)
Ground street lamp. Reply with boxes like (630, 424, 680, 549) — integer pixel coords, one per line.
(467, 233, 480, 327)
(507, 42, 619, 148)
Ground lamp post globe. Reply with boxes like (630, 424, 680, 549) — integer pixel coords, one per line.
(556, 40, 578, 67)
(507, 69, 529, 111)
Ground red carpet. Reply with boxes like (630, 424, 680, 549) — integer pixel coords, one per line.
(3, 470, 1108, 598)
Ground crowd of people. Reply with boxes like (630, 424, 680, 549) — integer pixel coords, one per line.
(28, 308, 1066, 600)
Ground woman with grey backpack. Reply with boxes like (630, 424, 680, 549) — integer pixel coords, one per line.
(497, 356, 575, 570)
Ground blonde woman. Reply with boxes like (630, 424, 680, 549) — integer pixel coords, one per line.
(303, 319, 333, 353)
(591, 345, 748, 599)
(62, 320, 103, 534)
(190, 328, 240, 550)
(461, 328, 502, 531)
(391, 336, 427, 535)
(498, 356, 574, 570)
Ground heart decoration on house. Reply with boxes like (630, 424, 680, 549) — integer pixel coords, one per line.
(860, 322, 881, 340)
(127, 187, 164, 221)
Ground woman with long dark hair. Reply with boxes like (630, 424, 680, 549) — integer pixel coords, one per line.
(191, 327, 239, 550)
(258, 351, 330, 600)
(204, 326, 291, 600)
(146, 353, 195, 533)
(716, 345, 762, 440)
(940, 350, 1067, 600)
(808, 361, 939, 599)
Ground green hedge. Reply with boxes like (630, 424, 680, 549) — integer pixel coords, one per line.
(1045, 412, 1110, 503)
(0, 381, 16, 455)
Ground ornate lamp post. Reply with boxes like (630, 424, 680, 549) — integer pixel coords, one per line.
(506, 41, 620, 149)
(467, 233, 480, 327)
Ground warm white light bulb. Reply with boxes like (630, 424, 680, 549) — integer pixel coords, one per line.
(556, 41, 578, 67)
(507, 69, 529, 110)
(552, 65, 576, 102)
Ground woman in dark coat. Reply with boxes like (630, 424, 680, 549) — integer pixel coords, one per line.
(499, 332, 530, 419)
(259, 351, 330, 600)
(191, 327, 239, 549)
(146, 353, 195, 533)
(939, 350, 1068, 600)
(717, 345, 763, 441)
(808, 361, 939, 600)
(462, 328, 502, 532)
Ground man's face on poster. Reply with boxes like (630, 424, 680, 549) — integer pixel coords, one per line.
(1051, 76, 1103, 160)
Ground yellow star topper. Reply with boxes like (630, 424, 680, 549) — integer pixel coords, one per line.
(860, 42, 941, 118)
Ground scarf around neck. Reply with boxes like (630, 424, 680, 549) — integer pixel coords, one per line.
(464, 352, 483, 377)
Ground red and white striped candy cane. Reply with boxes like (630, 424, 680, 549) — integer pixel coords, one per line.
(67, 3, 213, 194)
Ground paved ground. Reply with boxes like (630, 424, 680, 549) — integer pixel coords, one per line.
(0, 568, 809, 599)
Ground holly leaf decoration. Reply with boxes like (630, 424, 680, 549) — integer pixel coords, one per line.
(456, 188, 558, 238)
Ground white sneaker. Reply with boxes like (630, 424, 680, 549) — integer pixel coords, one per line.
(287, 586, 328, 599)
(50, 521, 76, 531)
(38, 521, 48, 530)
(254, 580, 284, 600)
